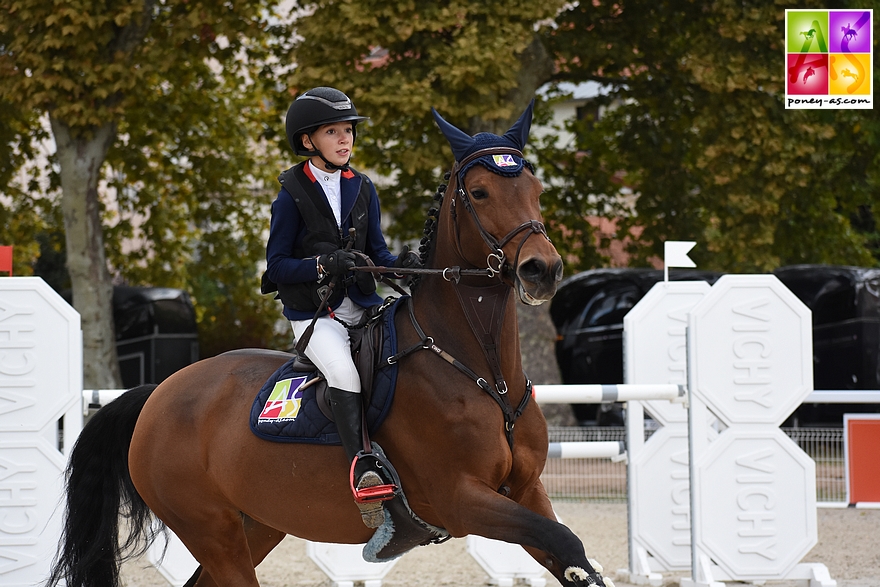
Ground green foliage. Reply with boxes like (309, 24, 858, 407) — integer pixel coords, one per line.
(0, 97, 53, 273)
(0, 0, 293, 357)
(1, 0, 275, 136)
(4, 0, 880, 366)
(285, 0, 565, 242)
(539, 0, 880, 272)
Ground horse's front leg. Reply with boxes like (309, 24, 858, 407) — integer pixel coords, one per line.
(441, 479, 609, 587)
(516, 478, 612, 586)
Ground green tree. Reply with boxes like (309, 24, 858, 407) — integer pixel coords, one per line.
(0, 0, 290, 387)
(6, 0, 878, 391)
(539, 0, 880, 272)
(285, 0, 564, 243)
(288, 0, 879, 274)
(0, 98, 49, 271)
(282, 0, 576, 393)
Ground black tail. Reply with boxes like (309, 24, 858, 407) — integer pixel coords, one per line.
(47, 384, 163, 587)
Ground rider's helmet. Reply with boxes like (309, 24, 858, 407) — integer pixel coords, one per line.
(285, 87, 369, 158)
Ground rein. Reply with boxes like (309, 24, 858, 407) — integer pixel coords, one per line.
(360, 147, 552, 450)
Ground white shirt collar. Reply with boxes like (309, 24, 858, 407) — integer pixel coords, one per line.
(309, 161, 343, 226)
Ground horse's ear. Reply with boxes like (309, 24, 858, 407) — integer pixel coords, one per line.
(502, 99, 535, 151)
(432, 108, 476, 162)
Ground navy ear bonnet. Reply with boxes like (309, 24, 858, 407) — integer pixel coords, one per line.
(431, 100, 535, 178)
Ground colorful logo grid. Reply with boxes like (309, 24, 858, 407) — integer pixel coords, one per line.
(785, 9, 873, 109)
(259, 376, 307, 422)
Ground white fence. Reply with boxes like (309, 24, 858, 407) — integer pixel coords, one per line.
(540, 426, 848, 504)
(6, 273, 874, 587)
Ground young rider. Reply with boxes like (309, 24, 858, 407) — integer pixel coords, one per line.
(263, 87, 419, 524)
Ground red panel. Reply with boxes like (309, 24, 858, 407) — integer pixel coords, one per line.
(846, 416, 880, 504)
(0, 245, 12, 275)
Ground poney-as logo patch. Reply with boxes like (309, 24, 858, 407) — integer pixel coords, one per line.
(259, 376, 307, 422)
(493, 154, 517, 167)
(785, 9, 873, 109)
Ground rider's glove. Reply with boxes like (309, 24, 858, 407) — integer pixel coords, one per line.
(393, 245, 422, 270)
(318, 250, 357, 278)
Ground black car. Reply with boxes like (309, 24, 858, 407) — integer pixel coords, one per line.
(64, 286, 200, 388)
(549, 268, 723, 425)
(550, 265, 880, 426)
(774, 265, 880, 425)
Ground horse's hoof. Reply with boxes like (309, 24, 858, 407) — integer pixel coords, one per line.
(563, 565, 608, 586)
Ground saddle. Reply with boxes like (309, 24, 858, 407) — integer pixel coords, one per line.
(286, 301, 387, 424)
(251, 298, 400, 445)
(249, 297, 451, 554)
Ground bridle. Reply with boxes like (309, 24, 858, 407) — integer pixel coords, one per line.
(353, 147, 556, 451)
(448, 147, 553, 283)
(357, 147, 551, 287)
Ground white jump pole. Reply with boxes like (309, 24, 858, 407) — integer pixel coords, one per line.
(533, 383, 684, 404)
(548, 441, 625, 459)
(82, 388, 867, 414)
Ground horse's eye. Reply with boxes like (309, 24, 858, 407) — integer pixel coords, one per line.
(471, 189, 488, 200)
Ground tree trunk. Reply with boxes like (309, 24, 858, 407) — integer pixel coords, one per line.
(509, 36, 574, 424)
(468, 35, 556, 134)
(50, 116, 122, 390)
(517, 303, 577, 426)
(508, 35, 556, 116)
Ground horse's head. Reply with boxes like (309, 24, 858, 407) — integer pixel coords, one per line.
(432, 102, 564, 304)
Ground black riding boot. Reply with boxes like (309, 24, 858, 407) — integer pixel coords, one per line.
(327, 387, 386, 527)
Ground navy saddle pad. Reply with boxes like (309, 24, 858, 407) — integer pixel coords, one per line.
(249, 297, 404, 444)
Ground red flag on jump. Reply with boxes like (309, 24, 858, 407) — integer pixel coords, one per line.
(0, 246, 12, 275)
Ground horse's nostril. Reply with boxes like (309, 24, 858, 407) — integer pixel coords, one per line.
(518, 257, 564, 286)
(552, 258, 564, 282)
(518, 259, 546, 282)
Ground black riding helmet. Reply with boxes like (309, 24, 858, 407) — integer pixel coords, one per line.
(285, 87, 369, 170)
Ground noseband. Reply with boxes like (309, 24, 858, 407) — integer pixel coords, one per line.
(449, 147, 552, 280)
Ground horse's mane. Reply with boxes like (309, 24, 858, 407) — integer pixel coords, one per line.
(410, 171, 450, 293)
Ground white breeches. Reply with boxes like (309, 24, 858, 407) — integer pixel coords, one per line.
(290, 297, 366, 392)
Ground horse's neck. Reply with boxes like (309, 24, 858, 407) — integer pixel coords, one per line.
(411, 284, 524, 393)
(410, 198, 527, 380)
(412, 249, 524, 380)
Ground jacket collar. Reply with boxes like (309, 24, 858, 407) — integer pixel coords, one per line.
(303, 162, 355, 183)
(300, 161, 360, 223)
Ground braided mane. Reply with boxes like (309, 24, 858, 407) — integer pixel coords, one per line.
(409, 172, 449, 292)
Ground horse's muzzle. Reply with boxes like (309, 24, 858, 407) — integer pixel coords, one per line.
(515, 255, 564, 305)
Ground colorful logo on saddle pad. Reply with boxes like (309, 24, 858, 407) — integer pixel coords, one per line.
(258, 376, 307, 422)
(493, 154, 517, 167)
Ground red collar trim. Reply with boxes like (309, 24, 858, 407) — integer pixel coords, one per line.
(304, 163, 355, 181)
(303, 163, 317, 183)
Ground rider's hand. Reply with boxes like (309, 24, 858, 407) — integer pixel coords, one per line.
(318, 250, 357, 278)
(393, 245, 422, 269)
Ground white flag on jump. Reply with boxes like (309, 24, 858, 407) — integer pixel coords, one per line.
(664, 241, 696, 281)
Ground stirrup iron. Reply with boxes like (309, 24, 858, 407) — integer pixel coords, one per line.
(349, 455, 398, 504)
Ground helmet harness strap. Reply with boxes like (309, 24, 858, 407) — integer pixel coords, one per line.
(304, 130, 353, 172)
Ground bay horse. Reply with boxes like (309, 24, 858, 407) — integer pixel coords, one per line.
(47, 103, 612, 587)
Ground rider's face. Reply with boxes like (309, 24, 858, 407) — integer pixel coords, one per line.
(302, 122, 354, 170)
